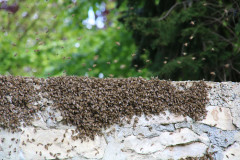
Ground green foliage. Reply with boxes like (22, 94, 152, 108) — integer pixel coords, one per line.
(1, 0, 240, 81)
(0, 0, 151, 78)
(118, 0, 240, 81)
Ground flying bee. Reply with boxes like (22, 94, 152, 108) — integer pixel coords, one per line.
(219, 108, 222, 112)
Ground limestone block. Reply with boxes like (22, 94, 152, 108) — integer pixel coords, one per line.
(234, 131, 240, 143)
(133, 110, 185, 127)
(207, 82, 237, 107)
(123, 135, 166, 154)
(200, 106, 236, 130)
(117, 127, 133, 140)
(152, 142, 208, 160)
(154, 124, 175, 132)
(132, 126, 159, 138)
(122, 128, 207, 156)
(19, 127, 107, 160)
(159, 128, 201, 146)
(102, 142, 126, 160)
(199, 133, 210, 146)
(230, 100, 240, 128)
(124, 152, 155, 160)
(175, 122, 192, 129)
(223, 142, 240, 160)
(192, 123, 237, 148)
(0, 129, 21, 160)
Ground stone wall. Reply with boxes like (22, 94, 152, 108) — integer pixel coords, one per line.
(0, 78, 239, 160)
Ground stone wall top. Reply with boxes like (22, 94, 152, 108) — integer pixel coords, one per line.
(0, 76, 239, 160)
(0, 76, 210, 140)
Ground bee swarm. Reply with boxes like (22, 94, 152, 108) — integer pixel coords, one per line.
(0, 76, 210, 140)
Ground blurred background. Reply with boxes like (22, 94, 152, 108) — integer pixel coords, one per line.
(0, 0, 239, 81)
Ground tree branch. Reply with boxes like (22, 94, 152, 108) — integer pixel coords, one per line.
(209, 31, 234, 46)
(159, 2, 181, 21)
(231, 65, 240, 74)
(204, 16, 237, 38)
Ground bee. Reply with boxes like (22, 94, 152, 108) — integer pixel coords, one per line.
(22, 141, 26, 146)
(37, 143, 43, 146)
(94, 148, 99, 155)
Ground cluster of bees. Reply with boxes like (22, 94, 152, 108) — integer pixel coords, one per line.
(0, 76, 43, 132)
(0, 76, 210, 141)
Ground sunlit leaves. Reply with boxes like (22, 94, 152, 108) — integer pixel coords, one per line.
(0, 0, 151, 78)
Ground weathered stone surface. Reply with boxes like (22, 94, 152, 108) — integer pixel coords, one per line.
(0, 129, 20, 160)
(207, 82, 238, 107)
(175, 122, 192, 129)
(132, 126, 159, 138)
(214, 151, 224, 160)
(234, 131, 240, 143)
(154, 124, 175, 132)
(200, 106, 236, 130)
(192, 123, 237, 148)
(102, 142, 126, 160)
(223, 142, 240, 160)
(123, 135, 166, 154)
(131, 110, 185, 127)
(116, 127, 133, 140)
(208, 82, 240, 129)
(230, 100, 240, 129)
(0, 81, 240, 160)
(159, 128, 201, 146)
(198, 133, 210, 146)
(19, 127, 107, 160)
(152, 142, 208, 160)
(122, 128, 207, 156)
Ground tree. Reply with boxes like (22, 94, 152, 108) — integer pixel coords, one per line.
(117, 0, 240, 81)
(0, 0, 151, 78)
